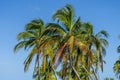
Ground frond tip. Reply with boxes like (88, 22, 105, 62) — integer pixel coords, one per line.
(14, 41, 26, 53)
(117, 45, 120, 53)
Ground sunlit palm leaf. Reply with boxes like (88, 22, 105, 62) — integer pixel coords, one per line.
(24, 46, 37, 72)
(17, 32, 35, 40)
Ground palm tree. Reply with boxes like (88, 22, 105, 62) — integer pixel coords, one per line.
(114, 58, 120, 79)
(45, 4, 109, 80)
(113, 35, 120, 79)
(14, 19, 46, 80)
(77, 22, 109, 80)
(90, 29, 109, 79)
(45, 4, 98, 80)
(45, 4, 80, 80)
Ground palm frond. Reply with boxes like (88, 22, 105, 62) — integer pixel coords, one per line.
(96, 30, 109, 38)
(17, 32, 35, 40)
(46, 23, 66, 35)
(81, 22, 93, 35)
(53, 4, 75, 31)
(100, 38, 109, 47)
(14, 41, 27, 53)
(24, 46, 37, 72)
(25, 19, 44, 31)
(72, 17, 82, 35)
(117, 45, 120, 53)
(101, 46, 106, 57)
(24, 39, 36, 50)
(54, 43, 67, 68)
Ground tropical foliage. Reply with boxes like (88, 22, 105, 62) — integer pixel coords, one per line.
(114, 58, 120, 79)
(104, 77, 114, 80)
(14, 4, 109, 80)
(113, 36, 120, 79)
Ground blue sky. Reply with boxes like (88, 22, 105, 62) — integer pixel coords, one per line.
(0, 0, 120, 80)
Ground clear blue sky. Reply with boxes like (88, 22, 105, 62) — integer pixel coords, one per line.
(0, 0, 120, 80)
